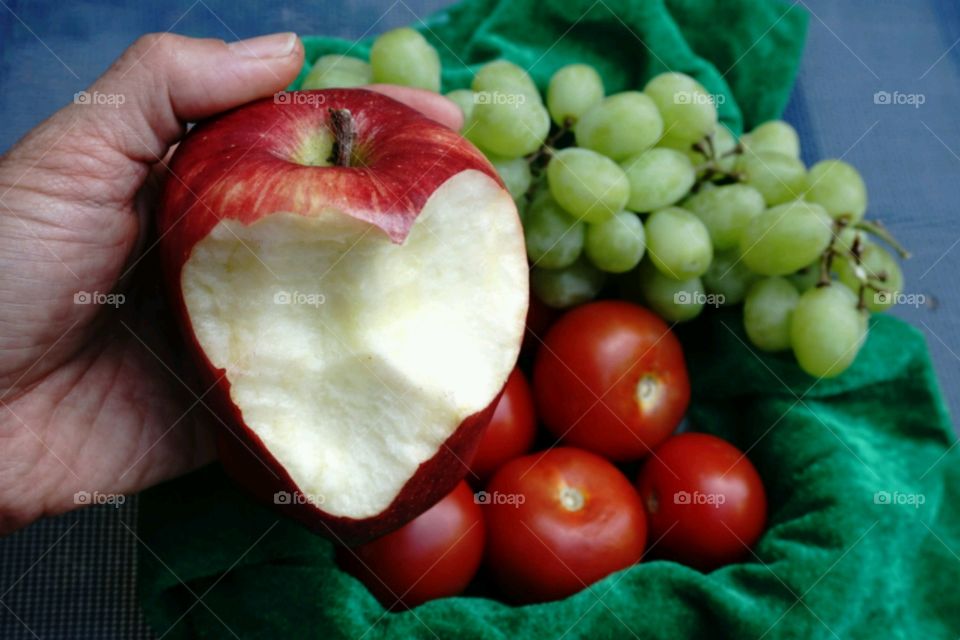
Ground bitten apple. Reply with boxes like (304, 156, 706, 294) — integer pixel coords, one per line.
(159, 89, 528, 543)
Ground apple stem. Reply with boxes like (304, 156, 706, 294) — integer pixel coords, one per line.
(328, 108, 355, 168)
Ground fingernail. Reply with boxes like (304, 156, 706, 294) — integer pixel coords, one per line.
(228, 33, 298, 59)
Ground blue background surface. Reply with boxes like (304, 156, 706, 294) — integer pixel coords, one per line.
(0, 0, 958, 638)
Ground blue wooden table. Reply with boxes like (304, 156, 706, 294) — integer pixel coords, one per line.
(0, 0, 958, 637)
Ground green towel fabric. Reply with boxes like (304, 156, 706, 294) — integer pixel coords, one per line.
(289, 0, 808, 133)
(137, 0, 960, 638)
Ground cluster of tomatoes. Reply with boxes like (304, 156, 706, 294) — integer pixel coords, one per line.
(338, 300, 768, 609)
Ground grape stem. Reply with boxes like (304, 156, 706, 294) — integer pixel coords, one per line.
(328, 108, 355, 168)
(692, 132, 743, 190)
(526, 120, 572, 165)
(522, 119, 573, 202)
(817, 218, 849, 287)
(854, 219, 911, 259)
(818, 248, 836, 288)
(723, 143, 744, 158)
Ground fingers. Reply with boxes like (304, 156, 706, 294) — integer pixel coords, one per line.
(366, 84, 464, 131)
(73, 32, 304, 166)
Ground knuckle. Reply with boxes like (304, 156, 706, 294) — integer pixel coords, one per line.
(129, 32, 181, 64)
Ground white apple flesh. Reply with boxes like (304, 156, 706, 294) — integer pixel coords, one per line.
(159, 89, 528, 542)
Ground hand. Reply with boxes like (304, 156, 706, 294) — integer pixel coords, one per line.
(0, 32, 462, 534)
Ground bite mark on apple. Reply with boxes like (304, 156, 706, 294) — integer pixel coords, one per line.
(180, 170, 527, 519)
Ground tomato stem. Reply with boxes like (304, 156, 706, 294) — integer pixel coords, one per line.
(559, 486, 585, 512)
(635, 374, 662, 414)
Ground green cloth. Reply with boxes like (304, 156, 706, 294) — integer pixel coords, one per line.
(289, 0, 808, 134)
(137, 0, 960, 637)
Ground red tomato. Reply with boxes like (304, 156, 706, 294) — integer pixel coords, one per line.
(533, 300, 689, 461)
(469, 368, 537, 481)
(483, 447, 647, 603)
(337, 482, 485, 609)
(636, 433, 767, 571)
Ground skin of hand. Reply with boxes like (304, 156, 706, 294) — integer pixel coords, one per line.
(0, 32, 463, 534)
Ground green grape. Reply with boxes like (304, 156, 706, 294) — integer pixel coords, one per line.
(531, 258, 606, 308)
(472, 60, 538, 95)
(703, 249, 760, 305)
(546, 148, 630, 223)
(547, 64, 604, 126)
(805, 159, 868, 222)
(301, 55, 372, 89)
(575, 92, 664, 161)
(682, 183, 765, 250)
(834, 225, 869, 254)
(644, 72, 718, 146)
(644, 207, 713, 280)
(528, 180, 551, 207)
(661, 124, 737, 173)
(523, 195, 584, 269)
(709, 125, 739, 173)
(445, 89, 476, 128)
(637, 260, 705, 322)
(584, 211, 646, 273)
(655, 134, 692, 154)
(621, 148, 696, 212)
(487, 154, 532, 201)
(741, 120, 801, 158)
(790, 284, 868, 378)
(737, 151, 808, 205)
(466, 98, 550, 158)
(739, 201, 833, 276)
(787, 264, 821, 293)
(834, 243, 904, 312)
(743, 277, 800, 351)
(370, 28, 441, 92)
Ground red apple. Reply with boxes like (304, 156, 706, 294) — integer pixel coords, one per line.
(158, 89, 528, 543)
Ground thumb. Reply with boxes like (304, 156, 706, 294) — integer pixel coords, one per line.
(2, 32, 303, 206)
(83, 32, 304, 171)
(0, 33, 302, 381)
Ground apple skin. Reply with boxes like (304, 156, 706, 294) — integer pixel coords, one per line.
(158, 89, 516, 544)
(214, 390, 500, 544)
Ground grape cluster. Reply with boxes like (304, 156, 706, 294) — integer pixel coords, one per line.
(301, 31, 909, 380)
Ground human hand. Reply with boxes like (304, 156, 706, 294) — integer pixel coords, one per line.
(0, 32, 462, 534)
